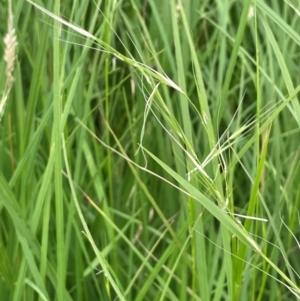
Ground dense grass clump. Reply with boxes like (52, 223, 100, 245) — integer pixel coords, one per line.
(0, 1, 299, 300)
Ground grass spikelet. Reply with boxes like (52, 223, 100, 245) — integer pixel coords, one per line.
(0, 1, 18, 121)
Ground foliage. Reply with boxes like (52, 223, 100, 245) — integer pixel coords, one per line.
(0, 0, 299, 300)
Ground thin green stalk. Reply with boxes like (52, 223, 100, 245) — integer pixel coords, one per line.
(53, 1, 65, 300)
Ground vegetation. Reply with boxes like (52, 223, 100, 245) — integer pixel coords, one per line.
(1, 0, 299, 300)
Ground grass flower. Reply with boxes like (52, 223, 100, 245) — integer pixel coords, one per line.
(0, 3, 17, 121)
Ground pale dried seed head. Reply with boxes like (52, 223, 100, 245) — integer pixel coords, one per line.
(0, 7, 18, 121)
(4, 14, 18, 85)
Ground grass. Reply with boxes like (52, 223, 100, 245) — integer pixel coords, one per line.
(0, 0, 300, 300)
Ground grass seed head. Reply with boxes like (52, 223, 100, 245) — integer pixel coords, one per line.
(4, 13, 18, 84)
(0, 6, 18, 121)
